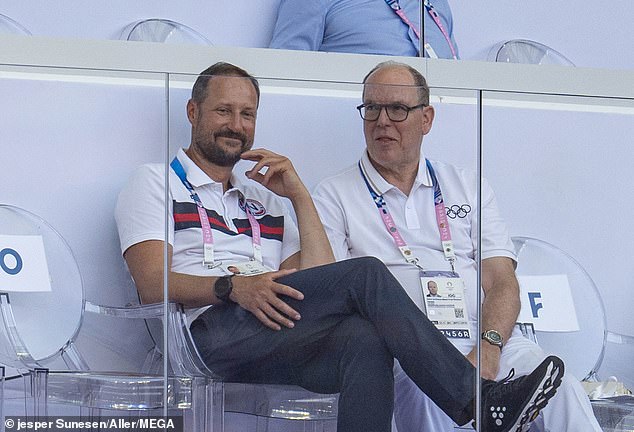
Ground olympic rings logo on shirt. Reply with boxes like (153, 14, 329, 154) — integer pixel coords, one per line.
(445, 204, 471, 219)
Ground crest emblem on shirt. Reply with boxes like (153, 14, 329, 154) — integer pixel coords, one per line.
(240, 198, 267, 216)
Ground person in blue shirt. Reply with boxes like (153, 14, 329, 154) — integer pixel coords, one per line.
(269, 0, 459, 59)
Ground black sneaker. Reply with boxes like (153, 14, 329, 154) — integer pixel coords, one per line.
(480, 355, 564, 432)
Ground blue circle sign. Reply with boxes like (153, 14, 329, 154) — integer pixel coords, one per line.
(0, 248, 23, 275)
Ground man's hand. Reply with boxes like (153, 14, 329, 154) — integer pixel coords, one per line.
(230, 269, 303, 331)
(241, 149, 309, 202)
(466, 344, 501, 380)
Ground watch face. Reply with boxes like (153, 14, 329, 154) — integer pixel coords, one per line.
(214, 276, 233, 300)
(483, 330, 503, 346)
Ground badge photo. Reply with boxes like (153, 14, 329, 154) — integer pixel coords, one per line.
(221, 260, 272, 277)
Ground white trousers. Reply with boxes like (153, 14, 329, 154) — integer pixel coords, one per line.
(393, 333, 602, 432)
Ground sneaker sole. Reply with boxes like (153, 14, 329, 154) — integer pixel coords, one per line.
(506, 356, 564, 432)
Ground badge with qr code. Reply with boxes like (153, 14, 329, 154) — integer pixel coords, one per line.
(420, 272, 470, 339)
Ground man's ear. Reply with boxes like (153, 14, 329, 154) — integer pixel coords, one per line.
(421, 105, 435, 135)
(186, 99, 198, 125)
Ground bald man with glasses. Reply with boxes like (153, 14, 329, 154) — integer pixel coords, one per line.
(314, 60, 602, 432)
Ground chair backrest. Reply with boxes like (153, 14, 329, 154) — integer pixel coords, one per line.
(488, 39, 575, 66)
(0, 13, 31, 35)
(0, 204, 84, 370)
(512, 236, 606, 380)
(120, 19, 212, 45)
(149, 302, 219, 378)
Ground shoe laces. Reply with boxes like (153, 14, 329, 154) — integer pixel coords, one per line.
(500, 368, 516, 383)
(485, 368, 518, 401)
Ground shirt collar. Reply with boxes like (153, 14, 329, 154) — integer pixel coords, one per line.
(175, 148, 244, 192)
(360, 150, 432, 195)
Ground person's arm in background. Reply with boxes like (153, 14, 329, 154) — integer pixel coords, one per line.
(269, 0, 328, 51)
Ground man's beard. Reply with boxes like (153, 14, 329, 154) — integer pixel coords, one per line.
(195, 129, 251, 167)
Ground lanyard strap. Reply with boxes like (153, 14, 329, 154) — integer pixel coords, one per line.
(423, 0, 458, 59)
(359, 160, 421, 268)
(425, 159, 456, 267)
(239, 195, 264, 263)
(170, 157, 263, 267)
(383, 0, 458, 59)
(384, 0, 421, 39)
(359, 158, 456, 271)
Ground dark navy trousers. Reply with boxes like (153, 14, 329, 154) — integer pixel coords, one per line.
(191, 257, 475, 432)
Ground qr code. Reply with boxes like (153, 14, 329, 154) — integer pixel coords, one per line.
(455, 308, 464, 319)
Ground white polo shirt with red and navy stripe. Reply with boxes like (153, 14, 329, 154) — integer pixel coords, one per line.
(115, 148, 300, 321)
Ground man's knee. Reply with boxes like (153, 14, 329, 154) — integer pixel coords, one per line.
(340, 256, 395, 282)
(350, 256, 388, 272)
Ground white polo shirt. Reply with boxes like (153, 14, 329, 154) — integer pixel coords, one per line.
(115, 149, 300, 320)
(313, 151, 515, 352)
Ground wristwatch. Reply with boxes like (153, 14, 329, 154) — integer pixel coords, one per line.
(481, 330, 503, 350)
(214, 275, 235, 304)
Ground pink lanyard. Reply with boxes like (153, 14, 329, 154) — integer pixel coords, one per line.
(171, 157, 263, 267)
(239, 195, 263, 264)
(423, 0, 458, 59)
(359, 158, 456, 272)
(384, 0, 458, 59)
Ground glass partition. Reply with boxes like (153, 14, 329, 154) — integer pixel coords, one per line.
(167, 72, 368, 431)
(166, 68, 485, 429)
(480, 90, 634, 382)
(1, 44, 633, 431)
(0, 64, 169, 415)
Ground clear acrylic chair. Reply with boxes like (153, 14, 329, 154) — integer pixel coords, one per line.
(488, 39, 575, 66)
(512, 236, 606, 381)
(0, 204, 218, 429)
(141, 301, 338, 431)
(0, 13, 31, 35)
(120, 19, 212, 45)
(0, 204, 337, 431)
(511, 236, 634, 430)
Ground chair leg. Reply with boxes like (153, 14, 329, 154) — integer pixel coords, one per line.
(31, 368, 48, 418)
(190, 378, 224, 432)
(254, 418, 325, 432)
(208, 381, 225, 432)
(255, 416, 269, 432)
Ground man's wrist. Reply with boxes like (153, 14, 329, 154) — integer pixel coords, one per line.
(481, 329, 504, 350)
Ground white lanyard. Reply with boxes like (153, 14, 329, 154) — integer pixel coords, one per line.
(171, 157, 263, 268)
(359, 158, 456, 272)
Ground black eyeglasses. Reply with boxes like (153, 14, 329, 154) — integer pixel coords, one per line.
(356, 103, 426, 122)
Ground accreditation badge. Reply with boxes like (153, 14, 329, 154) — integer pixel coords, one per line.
(221, 260, 273, 277)
(420, 271, 470, 339)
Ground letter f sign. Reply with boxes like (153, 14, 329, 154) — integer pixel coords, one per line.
(528, 292, 543, 318)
